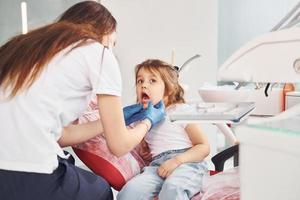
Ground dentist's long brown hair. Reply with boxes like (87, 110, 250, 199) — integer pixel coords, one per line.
(0, 1, 116, 98)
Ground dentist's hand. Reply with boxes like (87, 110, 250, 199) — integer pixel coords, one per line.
(123, 103, 143, 126)
(129, 101, 165, 129)
(144, 101, 165, 128)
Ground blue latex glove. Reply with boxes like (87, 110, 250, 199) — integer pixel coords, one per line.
(128, 101, 166, 129)
(123, 103, 143, 126)
(145, 101, 166, 128)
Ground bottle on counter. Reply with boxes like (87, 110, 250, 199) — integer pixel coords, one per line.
(283, 83, 295, 111)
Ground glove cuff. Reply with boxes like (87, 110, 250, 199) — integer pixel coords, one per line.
(144, 117, 153, 130)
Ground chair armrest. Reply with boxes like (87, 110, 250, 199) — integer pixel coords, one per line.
(211, 144, 239, 172)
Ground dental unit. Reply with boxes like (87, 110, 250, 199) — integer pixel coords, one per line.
(217, 2, 300, 121)
(217, 2, 300, 199)
(171, 1, 300, 146)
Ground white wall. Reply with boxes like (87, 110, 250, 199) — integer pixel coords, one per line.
(102, 0, 218, 105)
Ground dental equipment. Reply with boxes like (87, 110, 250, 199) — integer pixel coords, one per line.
(171, 54, 251, 144)
(177, 54, 201, 73)
(169, 102, 255, 123)
(217, 0, 300, 84)
(169, 102, 255, 144)
(171, 1, 300, 145)
(217, 3, 300, 198)
(217, 0, 300, 122)
(217, 27, 300, 84)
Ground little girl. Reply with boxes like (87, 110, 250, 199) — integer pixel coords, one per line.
(117, 59, 210, 200)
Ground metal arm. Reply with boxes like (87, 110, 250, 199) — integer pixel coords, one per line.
(271, 1, 300, 31)
(178, 54, 201, 72)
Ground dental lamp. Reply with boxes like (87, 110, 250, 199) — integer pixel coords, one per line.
(217, 27, 300, 84)
(217, 1, 300, 124)
(217, 2, 300, 84)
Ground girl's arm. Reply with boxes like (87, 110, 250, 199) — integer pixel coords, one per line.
(174, 123, 210, 164)
(97, 94, 151, 157)
(157, 123, 210, 178)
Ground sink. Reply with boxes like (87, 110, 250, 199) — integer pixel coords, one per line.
(198, 85, 251, 103)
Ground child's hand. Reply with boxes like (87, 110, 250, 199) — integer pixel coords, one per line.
(139, 140, 152, 162)
(157, 157, 182, 178)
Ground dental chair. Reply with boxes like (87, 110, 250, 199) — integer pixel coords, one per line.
(73, 139, 240, 200)
(211, 144, 239, 173)
(194, 144, 240, 200)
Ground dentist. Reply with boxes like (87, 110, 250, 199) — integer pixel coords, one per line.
(0, 1, 165, 200)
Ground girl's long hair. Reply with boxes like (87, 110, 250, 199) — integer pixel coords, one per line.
(0, 1, 116, 98)
(135, 59, 185, 107)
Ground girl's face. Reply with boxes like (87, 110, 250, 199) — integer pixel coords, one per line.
(102, 31, 116, 49)
(136, 68, 166, 108)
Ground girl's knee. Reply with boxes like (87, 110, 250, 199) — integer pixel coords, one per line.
(117, 182, 138, 200)
(117, 180, 151, 200)
(159, 181, 188, 200)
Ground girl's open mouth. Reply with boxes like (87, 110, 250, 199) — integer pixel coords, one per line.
(141, 92, 150, 104)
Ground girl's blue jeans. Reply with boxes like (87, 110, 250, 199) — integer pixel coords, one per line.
(117, 148, 207, 200)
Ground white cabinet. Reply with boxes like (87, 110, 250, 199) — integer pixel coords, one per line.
(236, 117, 300, 200)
